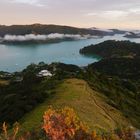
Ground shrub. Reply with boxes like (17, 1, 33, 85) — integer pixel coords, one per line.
(42, 107, 89, 140)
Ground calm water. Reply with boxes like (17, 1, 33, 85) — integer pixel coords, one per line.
(0, 34, 140, 72)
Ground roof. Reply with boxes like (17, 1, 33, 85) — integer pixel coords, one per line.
(38, 70, 52, 77)
(40, 70, 49, 73)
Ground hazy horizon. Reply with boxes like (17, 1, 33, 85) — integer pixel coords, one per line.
(0, 0, 140, 30)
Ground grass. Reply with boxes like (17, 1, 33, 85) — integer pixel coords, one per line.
(0, 79, 9, 85)
(20, 78, 131, 132)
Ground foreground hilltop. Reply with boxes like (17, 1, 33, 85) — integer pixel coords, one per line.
(21, 78, 130, 132)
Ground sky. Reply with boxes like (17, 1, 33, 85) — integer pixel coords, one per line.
(0, 0, 140, 29)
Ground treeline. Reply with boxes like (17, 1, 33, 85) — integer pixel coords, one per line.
(89, 58, 140, 80)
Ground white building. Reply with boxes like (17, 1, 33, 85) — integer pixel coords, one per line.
(37, 70, 52, 77)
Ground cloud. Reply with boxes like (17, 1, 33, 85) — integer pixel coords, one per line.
(12, 0, 44, 7)
(2, 34, 91, 42)
(129, 8, 140, 14)
(86, 11, 127, 20)
(85, 8, 140, 20)
(102, 10, 128, 19)
(0, 0, 140, 29)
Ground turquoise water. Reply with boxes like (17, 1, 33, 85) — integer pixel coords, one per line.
(0, 34, 140, 72)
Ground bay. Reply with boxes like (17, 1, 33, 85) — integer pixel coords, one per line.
(0, 34, 140, 72)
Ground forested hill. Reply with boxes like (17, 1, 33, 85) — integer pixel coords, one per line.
(86, 58, 140, 128)
(0, 24, 111, 37)
(89, 58, 140, 80)
(79, 40, 140, 128)
(80, 40, 140, 58)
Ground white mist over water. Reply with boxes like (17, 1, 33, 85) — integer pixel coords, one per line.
(2, 33, 92, 42)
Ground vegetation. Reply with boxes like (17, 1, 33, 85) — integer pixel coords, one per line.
(0, 62, 81, 125)
(80, 40, 140, 58)
(0, 80, 9, 86)
(0, 107, 135, 140)
(2, 38, 77, 45)
(89, 58, 140, 80)
(0, 60, 139, 133)
(43, 107, 89, 140)
(42, 107, 135, 140)
(84, 66, 140, 128)
(79, 40, 140, 128)
(20, 78, 130, 132)
(0, 24, 105, 37)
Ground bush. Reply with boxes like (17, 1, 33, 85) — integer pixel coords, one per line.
(42, 107, 89, 140)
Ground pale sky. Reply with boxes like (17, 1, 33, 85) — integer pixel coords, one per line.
(0, 0, 140, 29)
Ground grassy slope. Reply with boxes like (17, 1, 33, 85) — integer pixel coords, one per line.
(0, 79, 9, 86)
(20, 78, 131, 132)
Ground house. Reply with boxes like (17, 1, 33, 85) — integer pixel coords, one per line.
(37, 70, 53, 77)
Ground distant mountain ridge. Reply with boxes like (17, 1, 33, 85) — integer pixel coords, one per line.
(0, 24, 127, 37)
(0, 24, 105, 37)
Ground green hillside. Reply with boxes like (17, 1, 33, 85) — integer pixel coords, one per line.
(20, 78, 131, 132)
(80, 40, 140, 58)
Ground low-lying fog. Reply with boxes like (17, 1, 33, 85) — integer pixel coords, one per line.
(0, 33, 98, 42)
